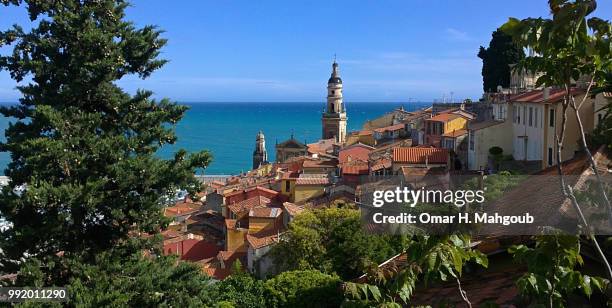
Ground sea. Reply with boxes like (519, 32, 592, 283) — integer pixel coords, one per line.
(0, 102, 430, 175)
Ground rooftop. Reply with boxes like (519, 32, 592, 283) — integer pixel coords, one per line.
(227, 195, 272, 214)
(392, 147, 449, 164)
(509, 87, 585, 104)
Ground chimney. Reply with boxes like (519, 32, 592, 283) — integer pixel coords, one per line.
(543, 87, 550, 101)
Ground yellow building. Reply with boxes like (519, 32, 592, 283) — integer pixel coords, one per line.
(280, 173, 297, 201)
(424, 112, 470, 147)
(293, 175, 330, 203)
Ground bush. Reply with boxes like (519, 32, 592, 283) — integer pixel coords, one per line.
(265, 270, 343, 308)
(488, 146, 503, 156)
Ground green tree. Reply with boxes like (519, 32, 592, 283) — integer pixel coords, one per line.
(0, 0, 211, 287)
(264, 270, 343, 308)
(271, 208, 406, 280)
(477, 29, 525, 93)
(501, 0, 612, 280)
(212, 273, 269, 308)
(509, 235, 607, 307)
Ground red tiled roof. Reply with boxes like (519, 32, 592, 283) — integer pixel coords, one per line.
(339, 144, 374, 164)
(249, 206, 283, 218)
(282, 202, 304, 216)
(509, 87, 585, 104)
(392, 147, 449, 164)
(373, 123, 405, 133)
(427, 113, 463, 122)
(224, 186, 278, 198)
(246, 228, 282, 249)
(370, 158, 392, 171)
(302, 159, 337, 168)
(295, 177, 330, 185)
(164, 202, 201, 218)
(307, 138, 337, 155)
(202, 267, 232, 280)
(341, 161, 370, 175)
(441, 129, 467, 138)
(358, 130, 373, 136)
(227, 196, 271, 214)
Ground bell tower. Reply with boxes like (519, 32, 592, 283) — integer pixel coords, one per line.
(322, 59, 347, 143)
(252, 131, 268, 169)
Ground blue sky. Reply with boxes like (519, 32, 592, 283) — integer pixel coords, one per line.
(1, 0, 611, 103)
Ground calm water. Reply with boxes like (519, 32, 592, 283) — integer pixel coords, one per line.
(0, 102, 429, 175)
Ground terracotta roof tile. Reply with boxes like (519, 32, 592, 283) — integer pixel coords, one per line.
(295, 177, 330, 185)
(341, 160, 370, 175)
(370, 158, 392, 171)
(373, 123, 405, 133)
(427, 113, 463, 122)
(246, 228, 282, 249)
(302, 159, 338, 168)
(163, 202, 201, 218)
(392, 147, 449, 164)
(249, 206, 283, 218)
(282, 202, 304, 216)
(202, 267, 232, 280)
(509, 87, 585, 104)
(227, 196, 271, 214)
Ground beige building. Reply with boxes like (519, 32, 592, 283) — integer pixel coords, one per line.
(472, 87, 600, 171)
(275, 136, 308, 163)
(467, 121, 513, 171)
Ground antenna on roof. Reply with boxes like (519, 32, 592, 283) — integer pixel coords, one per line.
(333, 53, 337, 63)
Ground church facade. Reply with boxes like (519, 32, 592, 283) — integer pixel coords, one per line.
(321, 60, 347, 143)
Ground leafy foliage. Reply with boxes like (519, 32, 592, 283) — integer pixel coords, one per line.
(271, 208, 407, 280)
(0, 0, 211, 294)
(10, 252, 216, 306)
(477, 29, 525, 92)
(509, 235, 607, 307)
(501, 0, 610, 89)
(264, 270, 343, 308)
(211, 273, 269, 308)
(343, 235, 488, 307)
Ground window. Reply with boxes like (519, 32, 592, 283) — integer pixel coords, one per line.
(285, 181, 290, 192)
(598, 113, 603, 126)
(549, 109, 555, 127)
(534, 108, 538, 128)
(548, 147, 553, 166)
(517, 107, 521, 124)
(331, 90, 335, 95)
(330, 103, 334, 111)
(513, 106, 518, 123)
(469, 131, 475, 150)
(529, 107, 533, 126)
(522, 106, 526, 124)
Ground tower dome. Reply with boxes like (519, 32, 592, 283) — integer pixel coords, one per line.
(328, 61, 342, 84)
(252, 130, 268, 169)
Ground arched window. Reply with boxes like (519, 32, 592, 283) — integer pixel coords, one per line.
(330, 103, 334, 111)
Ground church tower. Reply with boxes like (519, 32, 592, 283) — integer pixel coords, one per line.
(322, 59, 347, 143)
(252, 131, 268, 169)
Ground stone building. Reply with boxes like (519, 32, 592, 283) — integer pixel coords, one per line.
(252, 131, 268, 170)
(275, 135, 308, 163)
(322, 60, 347, 143)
